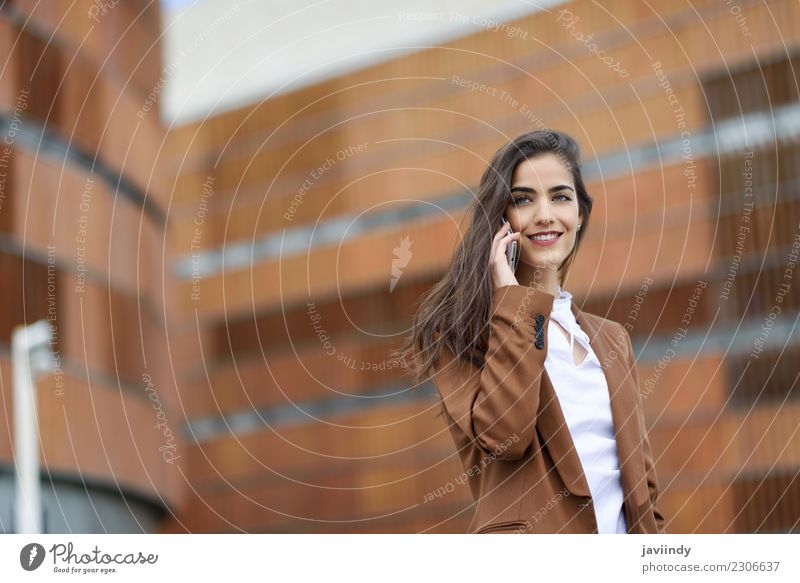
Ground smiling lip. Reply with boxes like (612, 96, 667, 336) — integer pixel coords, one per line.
(527, 231, 562, 246)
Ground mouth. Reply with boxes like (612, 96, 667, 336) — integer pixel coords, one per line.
(527, 231, 563, 244)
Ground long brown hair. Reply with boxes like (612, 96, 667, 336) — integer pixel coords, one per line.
(391, 130, 594, 397)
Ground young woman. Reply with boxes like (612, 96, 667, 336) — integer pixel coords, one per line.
(395, 130, 666, 534)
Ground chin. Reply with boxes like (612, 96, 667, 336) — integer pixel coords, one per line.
(527, 249, 567, 262)
(520, 260, 563, 271)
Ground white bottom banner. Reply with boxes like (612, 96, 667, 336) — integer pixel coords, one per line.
(1, 534, 797, 581)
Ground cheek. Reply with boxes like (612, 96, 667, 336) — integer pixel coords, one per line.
(507, 208, 527, 230)
(559, 210, 580, 229)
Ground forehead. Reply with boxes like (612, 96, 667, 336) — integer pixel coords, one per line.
(511, 154, 572, 186)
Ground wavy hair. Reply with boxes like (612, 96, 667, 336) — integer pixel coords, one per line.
(391, 130, 594, 396)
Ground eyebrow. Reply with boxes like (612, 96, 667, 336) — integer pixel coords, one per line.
(510, 184, 575, 194)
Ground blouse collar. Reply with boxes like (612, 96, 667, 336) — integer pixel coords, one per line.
(549, 285, 600, 367)
(551, 284, 580, 357)
(553, 283, 572, 307)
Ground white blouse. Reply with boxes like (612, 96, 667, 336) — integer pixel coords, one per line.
(544, 285, 628, 534)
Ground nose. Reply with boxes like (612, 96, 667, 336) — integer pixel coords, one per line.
(532, 198, 554, 226)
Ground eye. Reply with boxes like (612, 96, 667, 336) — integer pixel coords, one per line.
(513, 192, 572, 204)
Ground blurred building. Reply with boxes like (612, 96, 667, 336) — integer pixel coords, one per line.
(0, 0, 177, 531)
(1, 0, 798, 534)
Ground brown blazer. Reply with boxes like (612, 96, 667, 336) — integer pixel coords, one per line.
(432, 285, 667, 534)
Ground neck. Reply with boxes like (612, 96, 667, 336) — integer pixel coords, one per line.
(514, 264, 561, 297)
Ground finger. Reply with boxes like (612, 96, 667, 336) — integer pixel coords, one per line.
(491, 226, 509, 255)
(496, 231, 519, 245)
(492, 225, 519, 262)
(494, 232, 518, 260)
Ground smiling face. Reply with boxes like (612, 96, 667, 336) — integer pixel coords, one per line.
(505, 153, 583, 276)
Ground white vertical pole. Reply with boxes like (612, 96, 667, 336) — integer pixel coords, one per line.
(12, 321, 50, 534)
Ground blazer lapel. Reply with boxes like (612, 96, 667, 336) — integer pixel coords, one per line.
(535, 303, 649, 509)
(572, 303, 649, 510)
(536, 373, 592, 497)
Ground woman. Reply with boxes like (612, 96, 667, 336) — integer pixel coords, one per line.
(394, 130, 666, 534)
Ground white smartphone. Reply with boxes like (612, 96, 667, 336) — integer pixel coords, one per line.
(501, 216, 519, 272)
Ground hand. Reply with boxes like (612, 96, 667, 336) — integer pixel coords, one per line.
(491, 222, 521, 290)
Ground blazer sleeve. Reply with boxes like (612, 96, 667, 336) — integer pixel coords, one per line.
(431, 284, 555, 461)
(623, 327, 668, 534)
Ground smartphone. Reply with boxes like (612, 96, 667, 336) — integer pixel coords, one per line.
(501, 216, 519, 272)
